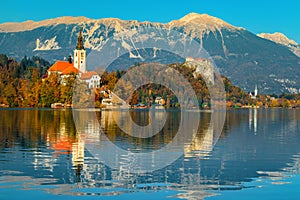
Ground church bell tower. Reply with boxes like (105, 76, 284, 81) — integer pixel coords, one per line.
(74, 28, 86, 73)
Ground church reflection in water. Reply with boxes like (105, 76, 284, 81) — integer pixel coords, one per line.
(1, 109, 300, 199)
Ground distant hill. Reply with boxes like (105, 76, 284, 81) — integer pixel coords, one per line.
(0, 13, 300, 94)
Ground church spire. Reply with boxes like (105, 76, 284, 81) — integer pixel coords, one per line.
(76, 27, 85, 50)
(74, 28, 86, 73)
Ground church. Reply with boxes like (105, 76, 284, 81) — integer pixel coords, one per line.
(47, 28, 101, 89)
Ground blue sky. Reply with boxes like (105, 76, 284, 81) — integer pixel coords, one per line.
(1, 0, 300, 42)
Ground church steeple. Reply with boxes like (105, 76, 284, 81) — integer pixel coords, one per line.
(76, 28, 85, 50)
(74, 27, 86, 73)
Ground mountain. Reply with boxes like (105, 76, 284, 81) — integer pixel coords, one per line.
(257, 32, 300, 57)
(0, 13, 300, 94)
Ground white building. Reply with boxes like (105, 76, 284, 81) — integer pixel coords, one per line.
(80, 71, 101, 89)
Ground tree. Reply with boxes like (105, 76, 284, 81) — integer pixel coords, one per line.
(4, 82, 17, 107)
(282, 99, 291, 108)
(60, 73, 76, 104)
(40, 74, 60, 107)
(271, 99, 278, 107)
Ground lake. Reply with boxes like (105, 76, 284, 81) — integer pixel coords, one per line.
(0, 108, 300, 199)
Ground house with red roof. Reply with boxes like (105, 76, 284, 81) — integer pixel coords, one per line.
(47, 28, 101, 89)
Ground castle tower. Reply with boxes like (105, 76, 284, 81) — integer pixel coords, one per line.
(74, 28, 86, 73)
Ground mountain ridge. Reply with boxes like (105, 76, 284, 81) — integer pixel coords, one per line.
(0, 13, 238, 33)
(257, 32, 300, 57)
(0, 16, 92, 32)
(257, 32, 298, 46)
(0, 13, 299, 94)
(169, 13, 238, 30)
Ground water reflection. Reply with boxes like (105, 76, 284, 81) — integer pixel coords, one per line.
(249, 108, 258, 134)
(0, 109, 300, 199)
(72, 110, 216, 173)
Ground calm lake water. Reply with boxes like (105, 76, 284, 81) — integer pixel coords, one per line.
(0, 108, 300, 199)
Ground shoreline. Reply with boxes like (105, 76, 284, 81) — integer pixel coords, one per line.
(1, 107, 299, 111)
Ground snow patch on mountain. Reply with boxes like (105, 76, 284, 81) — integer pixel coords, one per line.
(33, 36, 61, 51)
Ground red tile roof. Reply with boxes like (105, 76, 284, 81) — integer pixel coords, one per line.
(61, 66, 80, 75)
(48, 61, 74, 72)
(80, 71, 99, 80)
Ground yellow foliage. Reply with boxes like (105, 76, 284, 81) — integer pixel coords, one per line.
(271, 99, 278, 107)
